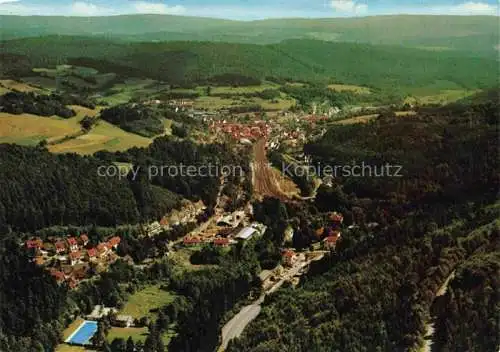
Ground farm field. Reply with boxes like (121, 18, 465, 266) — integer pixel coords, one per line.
(68, 105, 101, 118)
(193, 96, 237, 110)
(0, 112, 82, 146)
(0, 79, 44, 93)
(119, 285, 176, 319)
(193, 95, 294, 111)
(210, 83, 278, 94)
(333, 111, 417, 125)
(100, 79, 168, 105)
(48, 120, 153, 155)
(410, 89, 479, 105)
(327, 84, 371, 94)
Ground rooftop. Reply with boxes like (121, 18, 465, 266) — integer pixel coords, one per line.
(235, 227, 258, 240)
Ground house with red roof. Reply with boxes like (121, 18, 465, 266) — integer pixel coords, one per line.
(183, 237, 201, 246)
(55, 241, 66, 254)
(33, 256, 45, 266)
(68, 277, 79, 289)
(80, 234, 89, 246)
(282, 249, 297, 267)
(69, 251, 82, 265)
(330, 212, 344, 224)
(67, 237, 79, 252)
(97, 243, 109, 257)
(26, 238, 43, 250)
(160, 217, 169, 227)
(213, 238, 230, 247)
(108, 236, 121, 249)
(87, 248, 97, 260)
(50, 269, 65, 283)
(323, 233, 341, 250)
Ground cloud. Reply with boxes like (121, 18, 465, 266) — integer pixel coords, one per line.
(449, 2, 498, 15)
(71, 2, 101, 16)
(330, 0, 367, 14)
(132, 2, 186, 15)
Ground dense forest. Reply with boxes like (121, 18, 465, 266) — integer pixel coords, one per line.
(99, 104, 165, 137)
(0, 72, 497, 352)
(1, 36, 498, 91)
(227, 94, 499, 351)
(433, 248, 500, 351)
(100, 136, 252, 208)
(0, 144, 143, 232)
(0, 239, 66, 351)
(0, 91, 74, 118)
(0, 135, 250, 232)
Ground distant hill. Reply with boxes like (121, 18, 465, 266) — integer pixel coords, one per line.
(0, 15, 498, 56)
(1, 36, 498, 93)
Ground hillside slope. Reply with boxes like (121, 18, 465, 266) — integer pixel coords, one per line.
(1, 37, 498, 92)
(0, 15, 498, 55)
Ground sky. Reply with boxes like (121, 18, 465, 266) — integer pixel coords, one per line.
(0, 0, 498, 19)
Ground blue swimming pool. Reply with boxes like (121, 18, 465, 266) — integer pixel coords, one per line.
(65, 320, 98, 345)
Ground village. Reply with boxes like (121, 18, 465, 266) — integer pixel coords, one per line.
(25, 233, 122, 289)
(163, 97, 335, 153)
(20, 95, 348, 350)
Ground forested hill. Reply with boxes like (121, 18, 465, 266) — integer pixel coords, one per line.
(227, 94, 499, 352)
(0, 15, 497, 56)
(0, 137, 250, 232)
(1, 36, 498, 92)
(0, 144, 145, 231)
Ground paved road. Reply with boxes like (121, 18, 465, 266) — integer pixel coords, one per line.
(220, 295, 265, 351)
(219, 255, 324, 351)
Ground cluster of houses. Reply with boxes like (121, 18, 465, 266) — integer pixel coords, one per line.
(26, 234, 121, 289)
(183, 222, 267, 248)
(280, 212, 343, 268)
(146, 200, 207, 237)
(209, 120, 271, 141)
(320, 212, 343, 250)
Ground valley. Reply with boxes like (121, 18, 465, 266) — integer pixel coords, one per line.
(0, 11, 498, 352)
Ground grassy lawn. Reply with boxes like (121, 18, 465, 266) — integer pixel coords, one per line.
(120, 285, 175, 319)
(55, 345, 90, 352)
(106, 326, 176, 345)
(107, 327, 149, 343)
